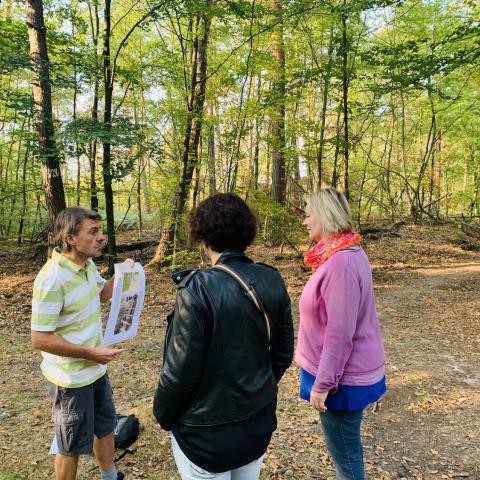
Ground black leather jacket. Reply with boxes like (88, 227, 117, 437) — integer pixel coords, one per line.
(153, 251, 293, 430)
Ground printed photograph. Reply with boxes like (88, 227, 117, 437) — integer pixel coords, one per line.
(114, 293, 138, 334)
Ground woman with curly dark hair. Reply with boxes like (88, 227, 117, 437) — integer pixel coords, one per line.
(154, 193, 294, 480)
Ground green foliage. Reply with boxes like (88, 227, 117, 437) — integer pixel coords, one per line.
(160, 247, 203, 271)
(0, 472, 21, 480)
(247, 189, 304, 248)
(62, 116, 146, 180)
(63, 117, 142, 149)
(0, 19, 30, 74)
(1, 0, 480, 250)
(0, 90, 33, 115)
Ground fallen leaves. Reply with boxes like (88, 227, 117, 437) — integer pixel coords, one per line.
(1, 224, 480, 479)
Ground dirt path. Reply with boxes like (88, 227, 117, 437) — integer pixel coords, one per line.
(370, 262, 480, 479)
(0, 224, 479, 479)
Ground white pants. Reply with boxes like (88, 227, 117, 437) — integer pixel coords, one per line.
(171, 434, 264, 480)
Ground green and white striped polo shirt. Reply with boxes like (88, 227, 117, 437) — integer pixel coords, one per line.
(31, 249, 107, 388)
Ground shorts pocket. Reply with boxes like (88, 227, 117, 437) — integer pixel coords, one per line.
(53, 409, 80, 426)
(53, 410, 88, 454)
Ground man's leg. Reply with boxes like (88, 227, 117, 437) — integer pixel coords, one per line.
(55, 454, 79, 480)
(93, 432, 115, 470)
(93, 374, 121, 480)
(47, 381, 95, 480)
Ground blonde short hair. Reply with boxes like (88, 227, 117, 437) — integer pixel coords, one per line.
(54, 207, 101, 252)
(304, 188, 353, 238)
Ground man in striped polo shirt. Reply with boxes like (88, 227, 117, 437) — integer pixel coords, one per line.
(31, 207, 130, 480)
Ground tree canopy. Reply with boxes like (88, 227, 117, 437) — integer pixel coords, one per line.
(0, 0, 479, 257)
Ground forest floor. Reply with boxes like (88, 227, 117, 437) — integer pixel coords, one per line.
(0, 222, 479, 480)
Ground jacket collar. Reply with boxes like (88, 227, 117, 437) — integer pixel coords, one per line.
(215, 250, 253, 265)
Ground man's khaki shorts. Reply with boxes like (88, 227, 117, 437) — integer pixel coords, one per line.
(47, 374, 116, 456)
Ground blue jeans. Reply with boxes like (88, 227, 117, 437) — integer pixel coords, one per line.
(320, 409, 365, 480)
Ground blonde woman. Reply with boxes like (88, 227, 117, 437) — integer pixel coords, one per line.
(295, 188, 386, 480)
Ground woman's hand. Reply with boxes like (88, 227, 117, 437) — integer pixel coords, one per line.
(310, 390, 329, 412)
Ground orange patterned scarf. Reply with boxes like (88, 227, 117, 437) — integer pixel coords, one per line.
(304, 231, 362, 272)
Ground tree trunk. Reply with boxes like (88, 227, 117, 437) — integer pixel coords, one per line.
(435, 130, 442, 217)
(18, 130, 30, 245)
(137, 161, 143, 237)
(102, 0, 116, 273)
(332, 109, 342, 188)
(207, 106, 216, 195)
(468, 148, 478, 218)
(71, 18, 81, 207)
(154, 3, 211, 264)
(253, 116, 260, 190)
(173, 11, 210, 230)
(270, 0, 286, 205)
(132, 88, 143, 238)
(412, 92, 436, 221)
(0, 112, 16, 235)
(192, 160, 201, 209)
(341, 4, 350, 201)
(88, 0, 100, 211)
(140, 85, 151, 214)
(26, 0, 66, 245)
(7, 119, 25, 236)
(316, 27, 334, 190)
(473, 167, 480, 218)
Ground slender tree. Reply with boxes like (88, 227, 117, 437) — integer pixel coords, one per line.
(154, 1, 212, 263)
(25, 0, 66, 244)
(87, 0, 100, 211)
(340, 0, 350, 201)
(102, 0, 117, 272)
(270, 0, 287, 205)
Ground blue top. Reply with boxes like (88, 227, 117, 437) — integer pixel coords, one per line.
(300, 368, 386, 411)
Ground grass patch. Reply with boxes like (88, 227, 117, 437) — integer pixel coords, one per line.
(0, 471, 21, 480)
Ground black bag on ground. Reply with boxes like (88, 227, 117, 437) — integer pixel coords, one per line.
(114, 414, 140, 449)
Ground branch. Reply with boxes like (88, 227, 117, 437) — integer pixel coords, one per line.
(111, 0, 175, 86)
(206, 3, 329, 81)
(111, 0, 144, 33)
(0, 187, 43, 203)
(113, 81, 132, 119)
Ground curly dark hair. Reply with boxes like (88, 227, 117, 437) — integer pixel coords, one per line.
(189, 193, 257, 252)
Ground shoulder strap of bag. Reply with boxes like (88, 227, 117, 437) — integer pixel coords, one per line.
(213, 264, 273, 349)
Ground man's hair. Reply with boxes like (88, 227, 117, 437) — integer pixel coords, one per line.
(189, 193, 257, 252)
(54, 207, 101, 252)
(304, 188, 353, 238)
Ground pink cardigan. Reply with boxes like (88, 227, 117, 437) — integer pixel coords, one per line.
(295, 247, 385, 393)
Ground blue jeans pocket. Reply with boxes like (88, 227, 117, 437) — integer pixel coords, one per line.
(190, 464, 216, 479)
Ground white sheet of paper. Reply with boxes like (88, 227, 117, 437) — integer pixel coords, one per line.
(49, 435, 58, 455)
(103, 262, 145, 345)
